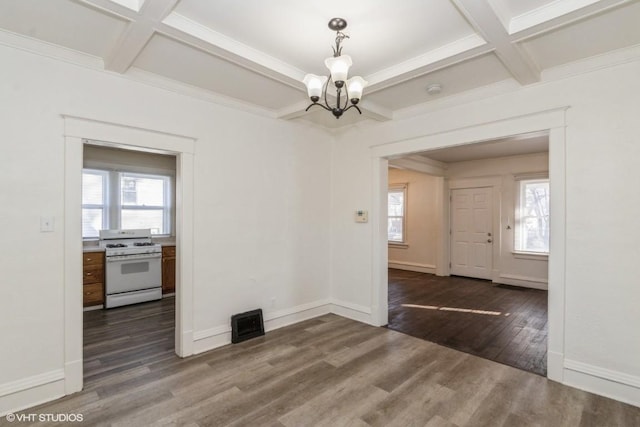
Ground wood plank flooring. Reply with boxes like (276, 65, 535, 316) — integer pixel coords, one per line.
(388, 269, 548, 376)
(8, 298, 640, 426)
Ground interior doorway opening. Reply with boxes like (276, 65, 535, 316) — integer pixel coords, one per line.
(372, 108, 566, 381)
(81, 142, 178, 383)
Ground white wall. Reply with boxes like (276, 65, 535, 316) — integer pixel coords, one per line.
(387, 168, 439, 273)
(331, 57, 640, 405)
(0, 44, 332, 413)
(446, 153, 549, 289)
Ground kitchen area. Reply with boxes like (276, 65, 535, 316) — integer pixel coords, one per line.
(81, 143, 177, 310)
(82, 229, 175, 309)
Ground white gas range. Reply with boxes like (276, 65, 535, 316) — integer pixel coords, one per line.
(99, 229, 162, 308)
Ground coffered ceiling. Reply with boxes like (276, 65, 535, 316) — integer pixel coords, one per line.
(1, 0, 638, 129)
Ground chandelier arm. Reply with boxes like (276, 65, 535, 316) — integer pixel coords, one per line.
(305, 102, 331, 112)
(343, 104, 363, 115)
(323, 75, 332, 109)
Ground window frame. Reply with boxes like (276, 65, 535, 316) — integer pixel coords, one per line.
(118, 171, 172, 235)
(81, 169, 109, 238)
(514, 175, 550, 255)
(388, 184, 408, 245)
(82, 168, 173, 239)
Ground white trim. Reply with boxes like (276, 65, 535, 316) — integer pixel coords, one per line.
(330, 299, 374, 325)
(63, 117, 197, 400)
(495, 274, 548, 290)
(565, 359, 640, 389)
(564, 359, 640, 407)
(370, 107, 567, 383)
(192, 300, 332, 355)
(512, 251, 549, 260)
(0, 378, 65, 418)
(0, 370, 64, 398)
(388, 261, 437, 275)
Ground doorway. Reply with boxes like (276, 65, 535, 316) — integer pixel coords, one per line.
(371, 108, 567, 381)
(63, 116, 195, 394)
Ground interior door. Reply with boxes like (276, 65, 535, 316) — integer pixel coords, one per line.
(450, 187, 493, 279)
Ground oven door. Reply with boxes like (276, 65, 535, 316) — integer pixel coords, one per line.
(105, 253, 162, 295)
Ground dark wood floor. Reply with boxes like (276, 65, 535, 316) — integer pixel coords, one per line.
(10, 298, 640, 426)
(83, 297, 176, 383)
(388, 269, 548, 376)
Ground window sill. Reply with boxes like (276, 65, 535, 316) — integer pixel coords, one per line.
(512, 251, 548, 260)
(388, 243, 409, 249)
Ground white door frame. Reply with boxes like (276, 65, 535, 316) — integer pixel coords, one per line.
(370, 107, 567, 382)
(63, 116, 196, 394)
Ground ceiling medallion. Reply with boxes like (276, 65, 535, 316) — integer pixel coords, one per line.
(302, 18, 368, 119)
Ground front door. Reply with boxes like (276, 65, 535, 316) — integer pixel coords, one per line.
(450, 187, 493, 279)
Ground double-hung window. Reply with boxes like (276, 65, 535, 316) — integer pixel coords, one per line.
(120, 172, 170, 234)
(81, 169, 172, 238)
(515, 178, 549, 253)
(388, 185, 407, 243)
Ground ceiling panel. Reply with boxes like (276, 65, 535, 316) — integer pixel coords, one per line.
(419, 133, 549, 163)
(0, 0, 128, 58)
(132, 35, 304, 110)
(489, 0, 558, 21)
(521, 1, 640, 70)
(173, 0, 477, 77)
(365, 53, 512, 110)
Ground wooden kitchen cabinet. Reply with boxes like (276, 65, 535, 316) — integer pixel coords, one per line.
(83, 251, 105, 307)
(162, 245, 176, 294)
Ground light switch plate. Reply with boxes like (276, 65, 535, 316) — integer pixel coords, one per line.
(355, 210, 368, 223)
(40, 216, 55, 232)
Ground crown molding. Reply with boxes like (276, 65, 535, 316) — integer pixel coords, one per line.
(124, 67, 277, 119)
(510, 0, 603, 34)
(0, 29, 105, 70)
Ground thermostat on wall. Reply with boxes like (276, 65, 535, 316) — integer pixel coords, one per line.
(355, 210, 368, 223)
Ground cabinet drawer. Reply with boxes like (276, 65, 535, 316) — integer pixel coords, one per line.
(83, 283, 103, 306)
(83, 252, 104, 266)
(162, 246, 176, 257)
(83, 267, 104, 285)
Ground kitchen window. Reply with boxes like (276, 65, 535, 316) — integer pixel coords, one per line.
(515, 178, 549, 254)
(388, 185, 407, 244)
(82, 169, 172, 238)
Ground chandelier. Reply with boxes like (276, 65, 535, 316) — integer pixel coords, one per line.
(302, 18, 368, 119)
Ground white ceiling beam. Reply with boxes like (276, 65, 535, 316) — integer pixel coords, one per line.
(452, 0, 540, 85)
(103, 0, 180, 73)
(158, 13, 306, 91)
(75, 0, 139, 22)
(365, 34, 491, 94)
(388, 156, 447, 176)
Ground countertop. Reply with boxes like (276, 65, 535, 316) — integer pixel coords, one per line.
(83, 238, 176, 252)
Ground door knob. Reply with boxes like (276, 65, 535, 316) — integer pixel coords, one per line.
(487, 239, 493, 243)
(487, 232, 492, 236)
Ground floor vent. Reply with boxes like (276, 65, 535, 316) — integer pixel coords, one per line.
(231, 309, 265, 343)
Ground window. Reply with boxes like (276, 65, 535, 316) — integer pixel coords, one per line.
(388, 185, 407, 243)
(515, 179, 549, 253)
(82, 169, 109, 238)
(120, 173, 170, 234)
(82, 169, 172, 238)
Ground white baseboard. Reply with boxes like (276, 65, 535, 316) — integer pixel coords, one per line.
(563, 359, 640, 408)
(0, 370, 65, 417)
(388, 261, 436, 275)
(192, 299, 331, 355)
(329, 299, 373, 325)
(494, 273, 548, 290)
